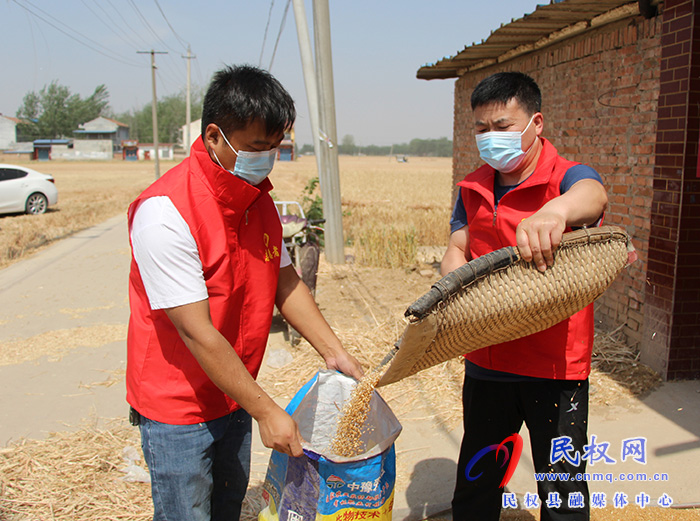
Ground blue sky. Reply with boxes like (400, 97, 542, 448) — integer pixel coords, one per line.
(1, 0, 542, 146)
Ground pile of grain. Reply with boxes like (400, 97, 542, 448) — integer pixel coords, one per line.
(330, 369, 382, 458)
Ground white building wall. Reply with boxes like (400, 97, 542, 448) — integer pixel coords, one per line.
(0, 117, 17, 149)
(138, 145, 174, 160)
(81, 117, 119, 132)
(73, 140, 113, 159)
(180, 119, 202, 152)
(51, 144, 73, 159)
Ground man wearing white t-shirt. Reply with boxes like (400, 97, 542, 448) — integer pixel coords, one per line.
(126, 65, 363, 521)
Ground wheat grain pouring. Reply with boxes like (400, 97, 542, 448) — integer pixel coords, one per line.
(330, 369, 382, 458)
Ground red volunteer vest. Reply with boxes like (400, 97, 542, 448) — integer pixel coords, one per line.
(458, 138, 594, 380)
(126, 138, 283, 424)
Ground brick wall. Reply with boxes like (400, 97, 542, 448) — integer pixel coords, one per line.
(452, 15, 661, 352)
(641, 0, 700, 379)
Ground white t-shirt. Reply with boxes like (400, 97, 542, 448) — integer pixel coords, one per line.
(131, 196, 291, 310)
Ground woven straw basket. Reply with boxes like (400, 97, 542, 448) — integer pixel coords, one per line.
(377, 225, 634, 387)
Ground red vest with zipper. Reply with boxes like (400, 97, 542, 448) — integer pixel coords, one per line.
(458, 138, 594, 380)
(126, 138, 283, 424)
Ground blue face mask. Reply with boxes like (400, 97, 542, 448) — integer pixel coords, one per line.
(475, 115, 536, 173)
(213, 127, 277, 186)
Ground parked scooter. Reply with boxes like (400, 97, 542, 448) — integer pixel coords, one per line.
(276, 201, 325, 345)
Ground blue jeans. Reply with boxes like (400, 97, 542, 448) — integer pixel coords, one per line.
(139, 408, 252, 521)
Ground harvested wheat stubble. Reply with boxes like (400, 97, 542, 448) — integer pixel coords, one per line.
(0, 324, 128, 366)
(0, 419, 266, 521)
(0, 420, 151, 520)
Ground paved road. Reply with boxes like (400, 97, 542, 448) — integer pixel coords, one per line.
(1, 215, 699, 518)
(0, 215, 130, 443)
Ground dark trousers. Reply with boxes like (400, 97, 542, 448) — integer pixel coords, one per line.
(452, 375, 590, 521)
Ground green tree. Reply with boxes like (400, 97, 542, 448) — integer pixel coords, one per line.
(116, 87, 204, 146)
(339, 134, 357, 155)
(16, 82, 109, 140)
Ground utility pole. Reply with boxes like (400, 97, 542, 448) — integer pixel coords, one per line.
(291, 0, 322, 185)
(182, 45, 195, 156)
(138, 50, 168, 178)
(312, 0, 344, 264)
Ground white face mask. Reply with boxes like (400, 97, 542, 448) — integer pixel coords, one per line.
(213, 126, 278, 185)
(474, 115, 536, 173)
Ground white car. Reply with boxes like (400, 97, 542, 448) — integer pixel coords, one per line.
(0, 164, 58, 215)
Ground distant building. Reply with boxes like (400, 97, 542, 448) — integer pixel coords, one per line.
(122, 140, 139, 161)
(32, 139, 71, 161)
(179, 118, 295, 160)
(73, 117, 129, 152)
(73, 139, 112, 160)
(139, 143, 174, 161)
(0, 114, 23, 150)
(181, 119, 202, 153)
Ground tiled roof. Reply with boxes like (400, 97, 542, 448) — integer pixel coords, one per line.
(417, 0, 656, 80)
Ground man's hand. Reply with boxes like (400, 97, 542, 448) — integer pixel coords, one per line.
(515, 179, 608, 272)
(323, 346, 364, 380)
(515, 211, 566, 272)
(256, 404, 304, 457)
(164, 300, 304, 457)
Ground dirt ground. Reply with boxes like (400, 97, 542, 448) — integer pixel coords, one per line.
(0, 156, 689, 520)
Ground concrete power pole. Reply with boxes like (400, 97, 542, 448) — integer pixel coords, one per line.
(183, 46, 195, 156)
(138, 50, 167, 179)
(312, 0, 344, 264)
(291, 0, 322, 181)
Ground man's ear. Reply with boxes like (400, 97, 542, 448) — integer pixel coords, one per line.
(533, 112, 544, 136)
(204, 123, 221, 149)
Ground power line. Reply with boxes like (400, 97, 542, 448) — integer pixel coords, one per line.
(102, 0, 152, 49)
(128, 0, 180, 55)
(194, 56, 205, 87)
(159, 52, 189, 90)
(81, 0, 142, 51)
(153, 0, 188, 51)
(269, 0, 292, 71)
(259, 0, 276, 67)
(155, 66, 180, 97)
(11, 0, 142, 67)
(23, 9, 40, 91)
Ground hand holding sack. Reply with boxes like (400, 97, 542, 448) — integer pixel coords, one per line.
(259, 370, 402, 521)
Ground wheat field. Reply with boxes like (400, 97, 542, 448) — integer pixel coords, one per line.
(0, 154, 454, 270)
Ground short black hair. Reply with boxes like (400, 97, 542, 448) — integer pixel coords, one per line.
(201, 65, 296, 137)
(470, 72, 541, 115)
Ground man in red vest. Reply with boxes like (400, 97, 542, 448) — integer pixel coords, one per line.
(441, 72, 608, 520)
(126, 65, 363, 521)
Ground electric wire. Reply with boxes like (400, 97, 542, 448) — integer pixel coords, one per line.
(102, 0, 153, 49)
(123, 0, 186, 86)
(135, 51, 182, 96)
(24, 9, 40, 92)
(259, 0, 276, 67)
(127, 0, 180, 55)
(194, 57, 205, 87)
(153, 0, 189, 51)
(268, 0, 292, 71)
(156, 54, 184, 92)
(155, 69, 177, 102)
(11, 0, 142, 67)
(81, 0, 140, 51)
